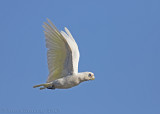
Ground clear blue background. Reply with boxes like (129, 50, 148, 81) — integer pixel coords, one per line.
(0, 0, 160, 114)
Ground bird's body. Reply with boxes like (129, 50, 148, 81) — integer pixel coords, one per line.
(52, 75, 80, 89)
(33, 19, 94, 90)
(47, 72, 91, 89)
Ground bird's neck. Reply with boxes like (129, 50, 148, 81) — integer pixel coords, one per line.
(77, 73, 88, 83)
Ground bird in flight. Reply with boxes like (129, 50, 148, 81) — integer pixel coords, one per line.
(33, 19, 95, 90)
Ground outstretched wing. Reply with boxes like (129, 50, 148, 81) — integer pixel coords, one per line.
(43, 19, 73, 83)
(43, 19, 79, 83)
(61, 27, 80, 74)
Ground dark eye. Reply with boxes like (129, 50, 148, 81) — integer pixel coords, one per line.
(88, 73, 92, 77)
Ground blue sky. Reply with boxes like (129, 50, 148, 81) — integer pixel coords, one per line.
(0, 0, 160, 114)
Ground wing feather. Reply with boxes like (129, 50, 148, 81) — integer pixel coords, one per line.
(61, 27, 80, 74)
(43, 19, 73, 83)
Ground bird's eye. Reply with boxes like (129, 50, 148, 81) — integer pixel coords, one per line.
(88, 73, 92, 77)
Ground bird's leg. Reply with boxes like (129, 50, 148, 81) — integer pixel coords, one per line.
(47, 85, 55, 90)
(33, 83, 53, 90)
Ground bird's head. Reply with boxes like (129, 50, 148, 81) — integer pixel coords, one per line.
(81, 72, 95, 81)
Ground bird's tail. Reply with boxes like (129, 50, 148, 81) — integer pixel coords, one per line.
(33, 83, 52, 90)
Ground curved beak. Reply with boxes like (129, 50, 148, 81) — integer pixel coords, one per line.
(91, 75, 95, 80)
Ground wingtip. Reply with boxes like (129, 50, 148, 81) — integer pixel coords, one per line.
(46, 18, 50, 22)
(64, 27, 68, 32)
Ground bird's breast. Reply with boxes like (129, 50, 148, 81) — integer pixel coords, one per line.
(53, 76, 80, 89)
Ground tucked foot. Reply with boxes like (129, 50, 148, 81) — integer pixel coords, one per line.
(33, 83, 53, 90)
(47, 85, 55, 90)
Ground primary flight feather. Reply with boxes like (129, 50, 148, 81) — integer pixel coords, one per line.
(33, 19, 95, 90)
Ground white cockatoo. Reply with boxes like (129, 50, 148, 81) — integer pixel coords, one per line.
(33, 19, 95, 90)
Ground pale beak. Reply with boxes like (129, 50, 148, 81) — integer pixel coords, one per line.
(91, 75, 95, 80)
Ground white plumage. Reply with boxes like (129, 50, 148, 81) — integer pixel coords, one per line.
(33, 19, 94, 90)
